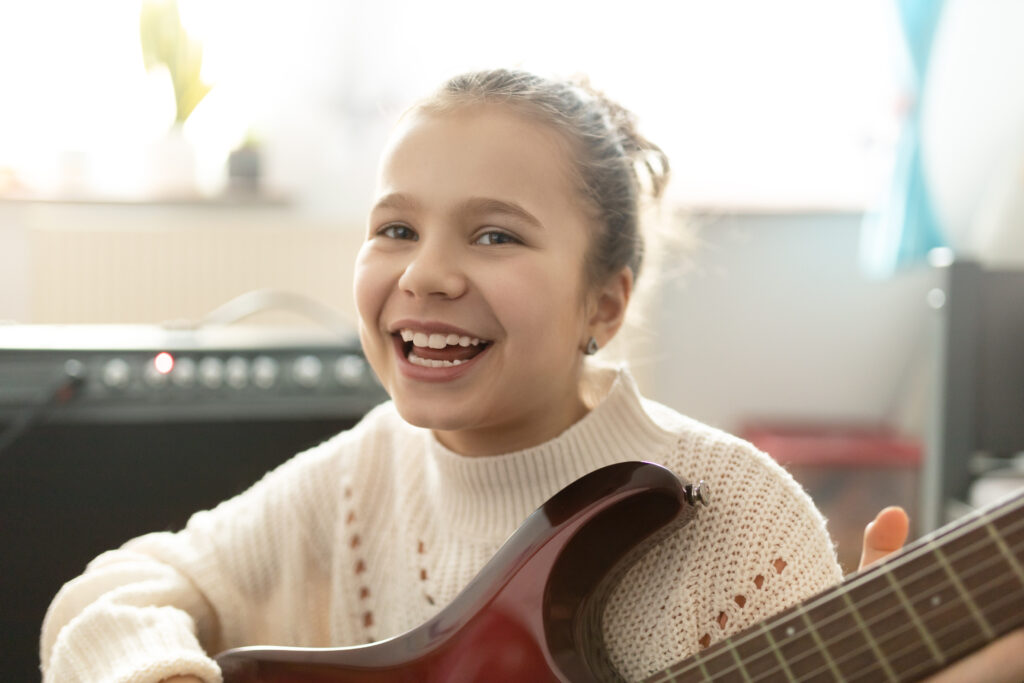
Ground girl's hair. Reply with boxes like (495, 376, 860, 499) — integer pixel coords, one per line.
(414, 69, 670, 288)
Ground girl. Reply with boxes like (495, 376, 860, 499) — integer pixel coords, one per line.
(41, 69, 1022, 682)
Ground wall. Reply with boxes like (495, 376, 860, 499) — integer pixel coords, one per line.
(647, 211, 942, 437)
(0, 200, 364, 332)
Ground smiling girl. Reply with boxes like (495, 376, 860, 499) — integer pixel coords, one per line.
(41, 69, 1023, 682)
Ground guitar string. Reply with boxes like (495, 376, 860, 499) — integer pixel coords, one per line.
(796, 576, 1024, 683)
(890, 610, 1023, 683)
(654, 513, 1024, 682)
(652, 510, 1024, 683)
(771, 545, 1023, 681)
(655, 542, 1024, 683)
(650, 506, 1024, 682)
(651, 528, 1024, 683)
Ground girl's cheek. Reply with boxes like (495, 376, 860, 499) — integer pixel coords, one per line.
(353, 250, 389, 327)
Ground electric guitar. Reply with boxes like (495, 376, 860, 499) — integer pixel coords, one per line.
(215, 461, 1024, 682)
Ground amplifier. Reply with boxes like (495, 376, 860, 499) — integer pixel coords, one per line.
(0, 325, 388, 680)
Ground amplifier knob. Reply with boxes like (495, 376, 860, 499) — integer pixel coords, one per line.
(172, 357, 196, 387)
(252, 356, 279, 389)
(334, 355, 367, 386)
(198, 357, 225, 389)
(102, 358, 131, 389)
(292, 355, 323, 388)
(225, 356, 249, 389)
(144, 361, 169, 387)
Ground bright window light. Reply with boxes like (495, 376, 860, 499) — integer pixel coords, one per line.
(0, 0, 902, 210)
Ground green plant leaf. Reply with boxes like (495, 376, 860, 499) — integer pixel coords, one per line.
(139, 0, 212, 125)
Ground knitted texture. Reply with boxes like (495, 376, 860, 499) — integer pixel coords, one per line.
(40, 366, 841, 682)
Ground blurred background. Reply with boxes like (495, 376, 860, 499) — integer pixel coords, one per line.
(1, 0, 1023, 677)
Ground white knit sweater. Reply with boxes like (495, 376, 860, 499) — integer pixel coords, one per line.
(40, 366, 841, 682)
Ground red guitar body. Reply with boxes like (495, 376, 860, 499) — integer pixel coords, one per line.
(215, 462, 700, 682)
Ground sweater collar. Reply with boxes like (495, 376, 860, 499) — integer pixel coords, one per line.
(419, 365, 678, 539)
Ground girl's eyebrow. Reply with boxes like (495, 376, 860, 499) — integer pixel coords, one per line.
(371, 192, 420, 212)
(371, 193, 544, 231)
(457, 197, 544, 230)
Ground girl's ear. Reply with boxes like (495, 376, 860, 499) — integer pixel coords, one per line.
(586, 266, 633, 347)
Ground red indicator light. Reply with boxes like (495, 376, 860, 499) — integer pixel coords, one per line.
(154, 352, 175, 375)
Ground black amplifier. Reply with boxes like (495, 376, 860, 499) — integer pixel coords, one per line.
(0, 325, 388, 680)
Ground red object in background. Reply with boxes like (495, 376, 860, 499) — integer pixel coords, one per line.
(741, 424, 921, 468)
(741, 423, 922, 575)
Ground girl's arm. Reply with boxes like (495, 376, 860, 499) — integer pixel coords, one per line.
(40, 438, 342, 682)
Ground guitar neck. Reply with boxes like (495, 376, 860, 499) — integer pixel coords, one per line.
(648, 490, 1024, 683)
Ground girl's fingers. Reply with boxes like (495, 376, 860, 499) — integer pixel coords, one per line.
(859, 505, 909, 570)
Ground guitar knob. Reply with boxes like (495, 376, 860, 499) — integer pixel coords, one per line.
(684, 481, 711, 507)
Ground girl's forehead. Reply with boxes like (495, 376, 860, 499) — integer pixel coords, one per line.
(375, 105, 580, 205)
(382, 105, 572, 169)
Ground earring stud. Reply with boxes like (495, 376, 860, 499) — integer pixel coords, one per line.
(584, 337, 599, 355)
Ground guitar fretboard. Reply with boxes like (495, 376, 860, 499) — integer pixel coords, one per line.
(646, 491, 1024, 683)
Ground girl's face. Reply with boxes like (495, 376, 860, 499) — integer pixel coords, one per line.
(354, 105, 604, 456)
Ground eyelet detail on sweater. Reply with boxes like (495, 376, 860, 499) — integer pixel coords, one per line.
(701, 556, 790, 652)
(416, 539, 434, 605)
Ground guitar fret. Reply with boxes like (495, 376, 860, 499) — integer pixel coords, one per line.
(839, 592, 897, 682)
(882, 571, 945, 667)
(798, 607, 843, 681)
(931, 541, 996, 640)
(725, 640, 753, 683)
(646, 502, 1024, 683)
(986, 521, 1024, 588)
(759, 621, 796, 681)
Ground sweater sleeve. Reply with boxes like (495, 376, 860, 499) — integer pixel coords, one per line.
(39, 434, 347, 683)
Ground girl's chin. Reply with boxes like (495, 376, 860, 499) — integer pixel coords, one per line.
(390, 395, 479, 432)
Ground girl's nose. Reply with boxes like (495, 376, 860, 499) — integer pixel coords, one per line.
(397, 240, 468, 300)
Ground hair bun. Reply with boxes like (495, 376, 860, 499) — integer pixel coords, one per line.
(569, 76, 671, 202)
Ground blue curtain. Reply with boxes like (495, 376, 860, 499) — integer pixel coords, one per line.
(860, 0, 948, 278)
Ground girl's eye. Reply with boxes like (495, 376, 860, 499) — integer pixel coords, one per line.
(474, 230, 520, 246)
(378, 224, 417, 241)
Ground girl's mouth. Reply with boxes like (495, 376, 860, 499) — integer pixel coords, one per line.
(393, 329, 491, 369)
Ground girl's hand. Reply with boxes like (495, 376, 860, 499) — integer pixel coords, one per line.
(859, 507, 1024, 682)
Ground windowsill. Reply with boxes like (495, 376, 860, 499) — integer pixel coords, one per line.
(0, 193, 292, 209)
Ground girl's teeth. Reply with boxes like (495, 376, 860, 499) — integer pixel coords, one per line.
(398, 329, 483, 348)
(408, 351, 464, 368)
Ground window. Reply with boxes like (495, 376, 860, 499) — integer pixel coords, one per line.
(0, 0, 902, 211)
